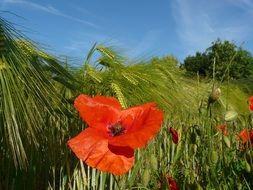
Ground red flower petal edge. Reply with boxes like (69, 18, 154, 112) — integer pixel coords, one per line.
(68, 128, 134, 175)
(249, 96, 253, 111)
(239, 129, 253, 144)
(166, 176, 180, 190)
(74, 95, 121, 130)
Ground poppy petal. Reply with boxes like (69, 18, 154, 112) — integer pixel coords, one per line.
(249, 96, 253, 111)
(109, 103, 163, 148)
(68, 128, 134, 175)
(74, 94, 120, 131)
(166, 176, 180, 190)
(92, 96, 122, 109)
(239, 129, 249, 143)
(250, 130, 253, 141)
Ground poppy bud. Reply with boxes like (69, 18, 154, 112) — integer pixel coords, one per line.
(196, 183, 203, 190)
(211, 150, 218, 164)
(249, 96, 253, 112)
(142, 169, 150, 186)
(245, 161, 251, 173)
(224, 110, 238, 122)
(208, 88, 221, 104)
(223, 136, 231, 148)
(169, 127, 179, 144)
(150, 154, 158, 170)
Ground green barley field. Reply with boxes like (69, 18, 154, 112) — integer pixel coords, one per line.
(0, 16, 253, 190)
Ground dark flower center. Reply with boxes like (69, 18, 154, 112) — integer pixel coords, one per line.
(109, 123, 125, 136)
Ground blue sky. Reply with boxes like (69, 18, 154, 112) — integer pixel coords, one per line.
(1, 0, 253, 64)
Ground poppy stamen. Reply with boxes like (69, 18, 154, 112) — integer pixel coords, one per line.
(109, 123, 125, 136)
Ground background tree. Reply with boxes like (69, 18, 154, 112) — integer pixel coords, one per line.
(183, 52, 210, 76)
(183, 39, 253, 80)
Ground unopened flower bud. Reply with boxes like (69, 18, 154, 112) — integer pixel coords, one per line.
(224, 110, 238, 122)
(208, 88, 221, 104)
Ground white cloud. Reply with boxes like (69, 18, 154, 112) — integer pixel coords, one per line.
(63, 29, 163, 61)
(63, 32, 120, 55)
(226, 0, 253, 9)
(171, 0, 253, 56)
(4, 0, 97, 28)
(126, 30, 162, 59)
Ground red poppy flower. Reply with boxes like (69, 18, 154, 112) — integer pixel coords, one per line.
(239, 129, 253, 144)
(249, 96, 253, 111)
(169, 127, 179, 144)
(216, 124, 228, 136)
(166, 176, 180, 190)
(68, 94, 163, 175)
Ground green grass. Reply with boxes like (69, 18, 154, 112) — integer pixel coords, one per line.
(0, 16, 253, 190)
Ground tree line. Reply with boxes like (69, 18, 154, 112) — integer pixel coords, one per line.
(180, 39, 253, 80)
